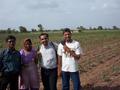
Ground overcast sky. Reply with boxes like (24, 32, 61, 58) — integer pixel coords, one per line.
(0, 0, 120, 30)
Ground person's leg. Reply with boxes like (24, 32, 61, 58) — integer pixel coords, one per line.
(10, 74, 19, 90)
(70, 71, 82, 90)
(31, 88, 39, 90)
(49, 68, 57, 90)
(0, 77, 9, 90)
(23, 89, 29, 90)
(41, 68, 50, 90)
(29, 67, 39, 90)
(62, 71, 70, 90)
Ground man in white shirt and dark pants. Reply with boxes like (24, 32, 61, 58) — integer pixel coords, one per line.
(57, 28, 83, 90)
(38, 33, 58, 90)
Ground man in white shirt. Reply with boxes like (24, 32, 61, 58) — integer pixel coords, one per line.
(57, 28, 83, 90)
(38, 33, 58, 90)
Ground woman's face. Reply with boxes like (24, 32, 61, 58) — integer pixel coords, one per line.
(24, 40, 32, 51)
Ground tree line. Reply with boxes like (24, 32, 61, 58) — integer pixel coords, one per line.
(0, 24, 120, 33)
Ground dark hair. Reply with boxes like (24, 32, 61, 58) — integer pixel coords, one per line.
(39, 33, 49, 38)
(63, 28, 71, 34)
(5, 35, 16, 42)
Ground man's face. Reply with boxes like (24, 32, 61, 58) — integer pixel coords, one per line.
(63, 32, 72, 42)
(39, 35, 48, 46)
(7, 39, 16, 49)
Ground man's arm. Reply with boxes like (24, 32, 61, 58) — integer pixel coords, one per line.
(70, 51, 81, 60)
(63, 45, 81, 60)
(57, 55, 62, 77)
(0, 49, 4, 71)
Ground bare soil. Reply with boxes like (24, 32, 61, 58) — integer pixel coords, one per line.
(40, 39, 120, 90)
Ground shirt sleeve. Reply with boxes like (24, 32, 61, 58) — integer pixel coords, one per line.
(57, 43, 63, 56)
(75, 42, 83, 55)
(0, 50, 4, 70)
(19, 49, 23, 55)
(0, 50, 3, 61)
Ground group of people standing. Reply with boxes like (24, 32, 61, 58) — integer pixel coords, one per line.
(0, 28, 83, 90)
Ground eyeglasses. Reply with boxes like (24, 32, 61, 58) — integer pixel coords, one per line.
(7, 40, 15, 43)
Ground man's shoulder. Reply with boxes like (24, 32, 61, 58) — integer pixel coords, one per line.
(0, 48, 8, 55)
(0, 49, 9, 60)
(14, 49, 20, 53)
(58, 43, 63, 47)
(72, 40, 80, 45)
(14, 49, 21, 56)
(50, 41, 58, 48)
(72, 40, 79, 43)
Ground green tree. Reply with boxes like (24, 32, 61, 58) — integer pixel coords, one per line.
(38, 24, 43, 32)
(19, 26, 28, 32)
(98, 26, 103, 30)
(77, 26, 86, 32)
(112, 26, 119, 30)
(7, 28, 12, 33)
(31, 28, 37, 32)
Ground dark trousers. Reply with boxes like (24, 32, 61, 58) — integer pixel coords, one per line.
(20, 88, 39, 90)
(0, 74, 19, 90)
(62, 71, 82, 90)
(41, 67, 57, 90)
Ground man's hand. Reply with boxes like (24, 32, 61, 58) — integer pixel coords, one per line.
(63, 45, 71, 53)
(63, 45, 80, 59)
(63, 45, 75, 56)
(70, 51, 80, 59)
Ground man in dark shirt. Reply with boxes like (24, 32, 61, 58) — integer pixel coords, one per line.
(0, 35, 22, 90)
